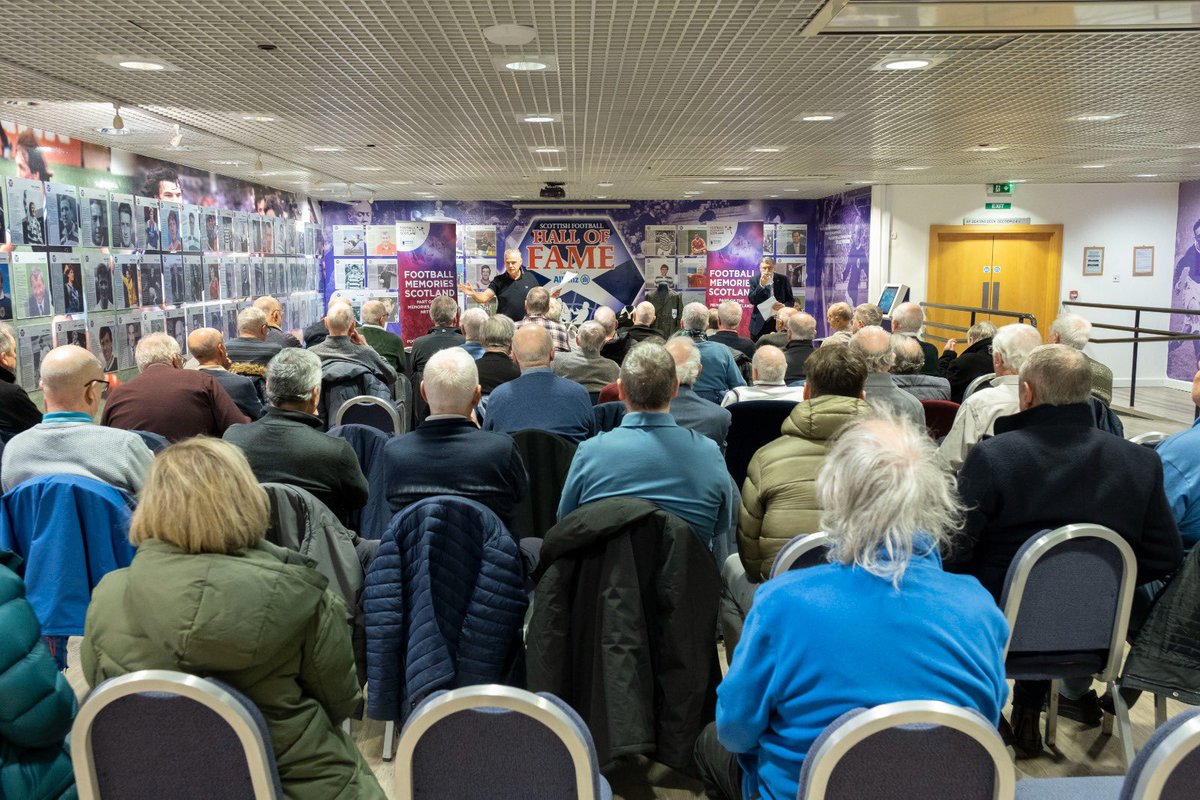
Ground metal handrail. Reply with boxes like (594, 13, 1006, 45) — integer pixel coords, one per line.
(919, 301, 1038, 344)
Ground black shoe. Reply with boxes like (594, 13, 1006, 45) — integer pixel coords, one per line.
(1098, 687, 1142, 716)
(1056, 689, 1103, 727)
(1010, 704, 1043, 759)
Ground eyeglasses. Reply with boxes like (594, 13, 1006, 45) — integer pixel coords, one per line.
(84, 378, 110, 398)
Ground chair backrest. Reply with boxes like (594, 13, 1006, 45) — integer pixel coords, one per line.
(1123, 707, 1200, 800)
(597, 381, 620, 404)
(592, 400, 626, 433)
(723, 400, 799, 488)
(961, 372, 997, 402)
(770, 532, 832, 578)
(336, 395, 402, 435)
(72, 670, 282, 800)
(394, 372, 414, 433)
(1000, 524, 1136, 682)
(395, 685, 603, 800)
(130, 429, 170, 453)
(920, 399, 960, 440)
(798, 700, 1015, 800)
(1130, 431, 1170, 448)
(510, 429, 578, 540)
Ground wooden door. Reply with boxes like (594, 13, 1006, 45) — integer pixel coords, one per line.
(926, 233, 995, 345)
(991, 232, 1061, 342)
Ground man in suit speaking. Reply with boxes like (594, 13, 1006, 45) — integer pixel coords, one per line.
(747, 257, 795, 341)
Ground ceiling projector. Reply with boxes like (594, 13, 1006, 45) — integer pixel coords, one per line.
(539, 182, 566, 199)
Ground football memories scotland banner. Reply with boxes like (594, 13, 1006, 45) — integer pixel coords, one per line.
(395, 221, 457, 346)
(705, 220, 765, 337)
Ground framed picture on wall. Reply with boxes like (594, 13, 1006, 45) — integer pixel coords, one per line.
(1133, 246, 1154, 276)
(1083, 246, 1104, 276)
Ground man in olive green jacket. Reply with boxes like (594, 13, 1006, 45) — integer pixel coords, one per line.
(359, 299, 407, 377)
(719, 345, 872, 653)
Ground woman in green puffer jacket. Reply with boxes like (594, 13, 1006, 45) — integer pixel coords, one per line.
(82, 438, 384, 800)
(0, 550, 78, 800)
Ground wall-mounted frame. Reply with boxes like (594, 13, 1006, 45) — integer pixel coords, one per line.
(1133, 245, 1155, 277)
(1083, 246, 1104, 276)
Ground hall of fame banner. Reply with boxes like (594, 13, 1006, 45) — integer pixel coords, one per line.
(705, 220, 765, 337)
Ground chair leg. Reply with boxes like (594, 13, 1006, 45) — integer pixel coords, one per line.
(1155, 693, 1168, 729)
(1109, 681, 1136, 769)
(383, 719, 396, 761)
(1046, 679, 1060, 747)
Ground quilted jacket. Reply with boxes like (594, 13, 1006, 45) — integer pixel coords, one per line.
(364, 497, 528, 722)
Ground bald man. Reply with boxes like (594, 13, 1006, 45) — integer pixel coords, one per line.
(1, 345, 153, 494)
(189, 328, 264, 419)
(483, 325, 595, 442)
(253, 295, 301, 349)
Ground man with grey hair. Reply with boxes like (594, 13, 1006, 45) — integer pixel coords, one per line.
(558, 341, 736, 551)
(822, 301, 854, 347)
(601, 301, 661, 365)
(666, 336, 732, 452)
(515, 286, 570, 352)
(253, 295, 301, 349)
(891, 301, 941, 376)
(476, 314, 520, 394)
(224, 306, 283, 367)
(851, 302, 883, 332)
(939, 323, 1042, 469)
(850, 326, 924, 427)
(677, 302, 745, 404)
(409, 294, 464, 375)
(709, 301, 755, 360)
(309, 301, 397, 391)
(459, 247, 540, 321)
(721, 345, 806, 405)
(103, 333, 248, 441)
(189, 327, 264, 419)
(890, 334, 951, 401)
(1050, 312, 1113, 404)
(552, 321, 620, 394)
(458, 306, 490, 360)
(783, 312, 817, 383)
(3, 344, 152, 494)
(484, 326, 594, 442)
(755, 306, 796, 352)
(0, 321, 41, 438)
(954, 344, 1181, 756)
(940, 320, 998, 403)
(381, 347, 528, 528)
(224, 348, 367, 524)
(359, 298, 407, 375)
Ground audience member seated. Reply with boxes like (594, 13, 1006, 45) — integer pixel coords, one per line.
(254, 294, 301, 349)
(2, 345, 152, 494)
(225, 348, 368, 526)
(82, 438, 385, 800)
(720, 345, 871, 651)
(458, 306, 489, 360)
(940, 320, 998, 403)
(851, 302, 883, 333)
(721, 345, 807, 406)
(709, 301, 755, 359)
(604, 301, 661, 365)
(890, 333, 952, 401)
(484, 326, 595, 443)
(595, 305, 628, 364)
(1051, 312, 1114, 405)
(850, 326, 924, 427)
(223, 306, 283, 367)
(0, 549, 77, 800)
(552, 321, 620, 393)
(938, 323, 1041, 469)
(666, 337, 731, 452)
(558, 342, 735, 551)
(381, 347, 528, 529)
(754, 306, 795, 351)
(515, 287, 570, 352)
(358, 299, 407, 376)
(782, 312, 816, 384)
(408, 295, 464, 375)
(890, 301, 941, 375)
(302, 297, 346, 348)
(310, 302, 397, 389)
(102, 333, 248, 441)
(476, 314, 520, 395)
(0, 322, 41, 440)
(695, 415, 1008, 800)
(1155, 359, 1200, 550)
(951, 344, 1183, 757)
(188, 327, 264, 419)
(677, 302, 746, 404)
(821, 302, 853, 346)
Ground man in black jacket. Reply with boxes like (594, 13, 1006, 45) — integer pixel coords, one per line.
(708, 301, 755, 360)
(952, 344, 1183, 759)
(408, 295, 464, 376)
(746, 258, 794, 341)
(783, 312, 816, 384)
(476, 314, 521, 395)
(189, 328, 264, 419)
(0, 323, 41, 439)
(939, 321, 997, 402)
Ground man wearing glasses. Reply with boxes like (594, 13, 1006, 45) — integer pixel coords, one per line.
(0, 344, 153, 495)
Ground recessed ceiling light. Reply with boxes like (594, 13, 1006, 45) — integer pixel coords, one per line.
(96, 127, 129, 136)
(119, 60, 165, 71)
(722, 166, 747, 172)
(897, 166, 930, 171)
(595, 195, 608, 199)
(701, 180, 721, 185)
(242, 115, 276, 122)
(354, 166, 385, 172)
(389, 180, 414, 185)
(1134, 173, 1160, 178)
(783, 188, 800, 192)
(310, 146, 345, 152)
(539, 167, 565, 172)
(851, 180, 874, 185)
(1071, 113, 1124, 122)
(533, 147, 562, 154)
(506, 61, 548, 71)
(209, 160, 243, 166)
(802, 114, 836, 122)
(597, 182, 614, 187)
(509, 195, 521, 199)
(883, 58, 931, 70)
(751, 147, 781, 153)
(1078, 164, 1107, 169)
(683, 191, 700, 195)
(768, 195, 780, 198)
(1008, 179, 1028, 183)
(967, 145, 1007, 152)
(483, 23, 537, 46)
(523, 115, 557, 123)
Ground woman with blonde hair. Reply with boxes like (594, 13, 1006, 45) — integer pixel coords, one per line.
(82, 437, 384, 800)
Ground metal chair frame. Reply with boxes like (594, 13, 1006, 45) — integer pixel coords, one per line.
(770, 532, 832, 579)
(962, 372, 998, 402)
(393, 684, 599, 800)
(334, 394, 402, 435)
(1129, 432, 1169, 446)
(1128, 710, 1200, 800)
(71, 669, 279, 800)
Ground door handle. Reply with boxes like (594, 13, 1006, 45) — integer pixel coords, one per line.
(992, 281, 1000, 310)
(982, 281, 990, 309)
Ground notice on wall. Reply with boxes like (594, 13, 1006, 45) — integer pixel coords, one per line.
(705, 221, 764, 338)
(395, 221, 457, 346)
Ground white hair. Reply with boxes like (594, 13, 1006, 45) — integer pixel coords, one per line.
(890, 302, 923, 334)
(423, 347, 478, 410)
(1051, 313, 1092, 350)
(665, 336, 702, 386)
(752, 345, 786, 384)
(633, 301, 656, 326)
(787, 312, 817, 340)
(992, 323, 1042, 372)
(547, 297, 563, 322)
(593, 306, 617, 335)
(717, 301, 742, 329)
(135, 332, 181, 371)
(461, 307, 489, 341)
(576, 321, 606, 354)
(967, 321, 997, 342)
(850, 326, 894, 373)
(237, 307, 268, 335)
(266, 348, 322, 406)
(818, 414, 964, 587)
(326, 304, 356, 334)
(681, 302, 710, 331)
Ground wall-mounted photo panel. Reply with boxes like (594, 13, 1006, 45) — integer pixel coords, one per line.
(49, 251, 84, 315)
(163, 254, 184, 305)
(219, 210, 235, 252)
(645, 225, 677, 257)
(7, 177, 45, 246)
(135, 196, 160, 252)
(181, 204, 203, 252)
(17, 320, 53, 391)
(83, 251, 116, 311)
(45, 183, 80, 247)
(80, 187, 110, 248)
(679, 227, 707, 256)
(0, 254, 12, 322)
(115, 254, 141, 309)
(165, 307, 186, 353)
(139, 254, 164, 306)
(778, 224, 808, 256)
(160, 202, 183, 253)
(645, 256, 677, 289)
(116, 310, 143, 371)
(183, 255, 205, 303)
(203, 208, 220, 251)
(205, 254, 223, 301)
(55, 315, 87, 349)
(87, 310, 118, 372)
(12, 251, 52, 319)
(109, 193, 136, 249)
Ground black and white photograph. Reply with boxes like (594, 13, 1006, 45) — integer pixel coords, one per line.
(368, 258, 398, 291)
(182, 204, 203, 252)
(336, 258, 366, 290)
(187, 304, 206, 337)
(240, 259, 254, 298)
(163, 254, 185, 305)
(185, 255, 205, 303)
(165, 308, 187, 353)
(17, 321, 53, 391)
(219, 211, 235, 252)
(117, 311, 143, 371)
(109, 193, 136, 249)
(83, 252, 115, 311)
(7, 177, 45, 247)
(87, 311, 118, 373)
(139, 256, 164, 306)
(81, 187, 110, 248)
(335, 225, 366, 257)
(644, 225, 676, 257)
(55, 316, 87, 350)
(45, 183, 80, 247)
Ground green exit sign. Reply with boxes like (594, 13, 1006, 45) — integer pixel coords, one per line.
(989, 182, 1014, 195)
(986, 202, 1012, 210)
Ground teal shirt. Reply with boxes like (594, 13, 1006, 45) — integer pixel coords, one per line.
(1156, 417, 1200, 548)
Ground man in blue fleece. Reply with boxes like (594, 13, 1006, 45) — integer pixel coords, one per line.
(483, 325, 595, 443)
(694, 416, 1009, 800)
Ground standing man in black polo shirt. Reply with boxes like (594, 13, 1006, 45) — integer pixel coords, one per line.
(459, 248, 541, 321)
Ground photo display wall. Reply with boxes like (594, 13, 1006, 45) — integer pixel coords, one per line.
(1, 177, 322, 392)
